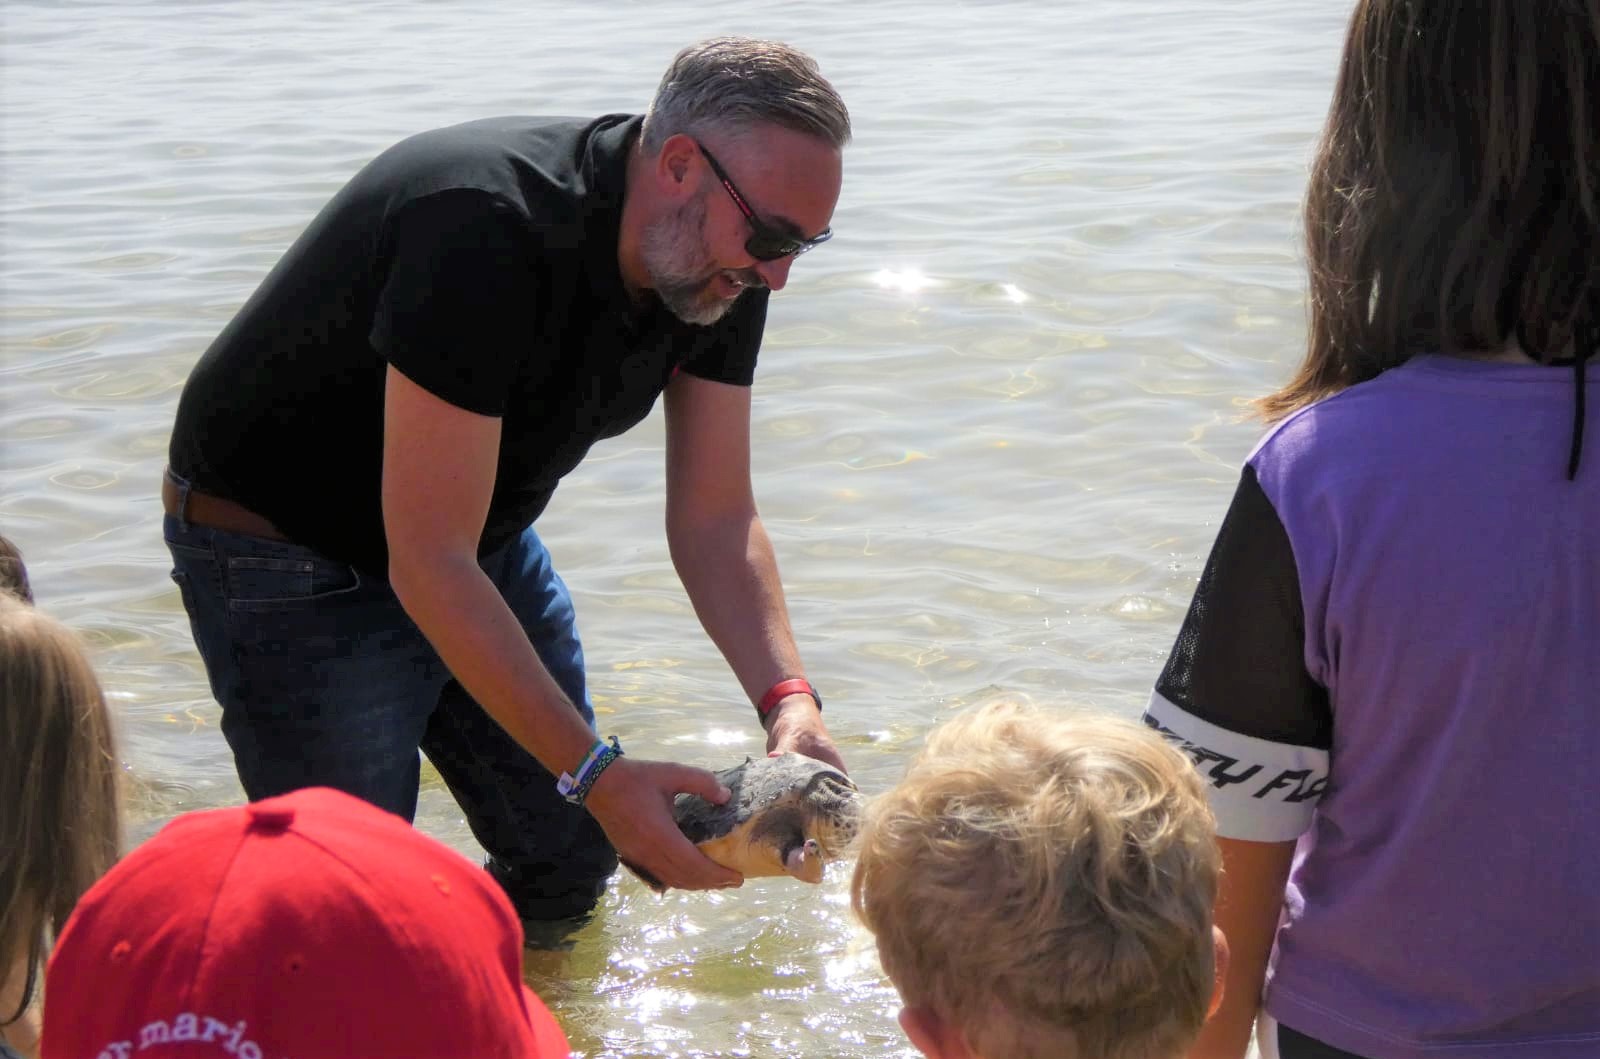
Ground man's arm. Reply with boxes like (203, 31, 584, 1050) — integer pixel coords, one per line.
(381, 365, 742, 890)
(662, 371, 844, 772)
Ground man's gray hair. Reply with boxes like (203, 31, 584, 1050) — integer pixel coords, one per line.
(641, 37, 851, 154)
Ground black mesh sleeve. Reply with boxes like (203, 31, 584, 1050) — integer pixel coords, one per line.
(1155, 464, 1332, 749)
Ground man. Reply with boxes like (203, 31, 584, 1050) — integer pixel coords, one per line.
(160, 37, 849, 926)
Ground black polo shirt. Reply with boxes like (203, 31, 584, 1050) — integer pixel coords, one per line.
(168, 114, 767, 576)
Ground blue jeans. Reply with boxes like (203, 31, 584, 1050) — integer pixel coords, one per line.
(164, 499, 618, 923)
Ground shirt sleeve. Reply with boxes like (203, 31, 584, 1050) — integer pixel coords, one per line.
(677, 288, 768, 385)
(1142, 464, 1332, 842)
(369, 189, 538, 416)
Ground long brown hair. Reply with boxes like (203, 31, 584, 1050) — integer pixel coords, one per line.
(1262, 0, 1600, 422)
(0, 596, 121, 1026)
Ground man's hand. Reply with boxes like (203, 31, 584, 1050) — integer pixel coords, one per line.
(764, 695, 846, 773)
(582, 756, 745, 891)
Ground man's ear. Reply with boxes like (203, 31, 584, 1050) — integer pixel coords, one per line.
(654, 132, 699, 194)
(899, 1006, 975, 1059)
(1208, 925, 1231, 1019)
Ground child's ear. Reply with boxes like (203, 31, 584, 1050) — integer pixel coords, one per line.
(1208, 925, 1231, 1019)
(899, 1007, 975, 1059)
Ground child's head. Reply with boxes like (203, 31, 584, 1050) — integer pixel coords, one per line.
(1264, 0, 1600, 422)
(0, 595, 120, 1025)
(42, 785, 571, 1058)
(0, 533, 33, 604)
(851, 703, 1223, 1059)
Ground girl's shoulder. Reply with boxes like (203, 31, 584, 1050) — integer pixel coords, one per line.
(1246, 355, 1511, 472)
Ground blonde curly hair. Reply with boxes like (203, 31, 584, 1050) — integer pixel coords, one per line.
(852, 703, 1220, 1059)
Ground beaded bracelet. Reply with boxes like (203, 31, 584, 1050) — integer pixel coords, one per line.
(556, 735, 624, 806)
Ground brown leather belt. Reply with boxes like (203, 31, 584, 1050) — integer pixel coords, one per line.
(162, 469, 288, 542)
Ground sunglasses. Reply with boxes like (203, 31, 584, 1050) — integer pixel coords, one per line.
(696, 142, 833, 262)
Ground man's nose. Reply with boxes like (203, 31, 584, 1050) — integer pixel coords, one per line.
(752, 255, 795, 292)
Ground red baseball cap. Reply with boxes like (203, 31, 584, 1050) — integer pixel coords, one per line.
(41, 787, 571, 1058)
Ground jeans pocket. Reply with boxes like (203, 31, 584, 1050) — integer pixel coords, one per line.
(166, 540, 212, 561)
(170, 567, 198, 613)
(225, 553, 362, 611)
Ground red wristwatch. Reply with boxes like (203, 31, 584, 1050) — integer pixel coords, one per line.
(756, 678, 822, 720)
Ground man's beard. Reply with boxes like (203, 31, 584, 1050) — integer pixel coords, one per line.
(642, 193, 764, 326)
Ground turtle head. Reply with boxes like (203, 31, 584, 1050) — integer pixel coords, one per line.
(801, 770, 863, 863)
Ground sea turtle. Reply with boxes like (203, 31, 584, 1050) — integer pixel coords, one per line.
(630, 753, 861, 892)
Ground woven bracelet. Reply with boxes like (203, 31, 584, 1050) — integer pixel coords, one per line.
(556, 735, 624, 806)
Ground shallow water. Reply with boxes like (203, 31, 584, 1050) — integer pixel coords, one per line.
(2, 2, 1350, 1055)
